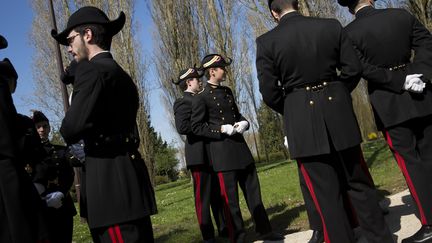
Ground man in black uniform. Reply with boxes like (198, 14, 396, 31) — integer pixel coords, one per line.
(173, 67, 226, 242)
(338, 0, 432, 242)
(51, 6, 157, 242)
(32, 110, 77, 243)
(191, 54, 284, 242)
(256, 1, 393, 242)
(0, 34, 49, 242)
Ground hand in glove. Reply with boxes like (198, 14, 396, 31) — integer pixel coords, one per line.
(404, 74, 425, 93)
(221, 124, 237, 136)
(45, 191, 64, 209)
(68, 140, 86, 165)
(283, 136, 289, 149)
(233, 121, 249, 134)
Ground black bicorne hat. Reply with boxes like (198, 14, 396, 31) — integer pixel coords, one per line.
(200, 54, 232, 70)
(172, 66, 204, 85)
(32, 110, 49, 124)
(337, 0, 368, 7)
(268, 0, 274, 11)
(0, 35, 8, 49)
(51, 6, 126, 46)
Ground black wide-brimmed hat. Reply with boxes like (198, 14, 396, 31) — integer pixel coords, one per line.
(200, 54, 232, 70)
(172, 67, 204, 85)
(32, 110, 49, 124)
(51, 6, 125, 46)
(0, 35, 7, 49)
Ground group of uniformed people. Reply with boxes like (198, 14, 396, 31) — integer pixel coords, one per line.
(1, 0, 432, 242)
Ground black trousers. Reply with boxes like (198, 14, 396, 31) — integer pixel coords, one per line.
(45, 210, 74, 243)
(383, 115, 432, 225)
(300, 151, 375, 231)
(90, 216, 154, 243)
(217, 164, 272, 243)
(190, 165, 226, 240)
(297, 145, 392, 243)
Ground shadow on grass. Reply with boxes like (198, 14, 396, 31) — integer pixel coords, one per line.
(154, 227, 200, 243)
(363, 140, 390, 168)
(256, 161, 291, 173)
(244, 202, 305, 242)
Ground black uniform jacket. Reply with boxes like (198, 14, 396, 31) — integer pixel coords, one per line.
(0, 81, 49, 242)
(60, 52, 157, 228)
(174, 91, 208, 167)
(345, 6, 432, 129)
(33, 141, 77, 217)
(256, 12, 363, 158)
(191, 84, 255, 172)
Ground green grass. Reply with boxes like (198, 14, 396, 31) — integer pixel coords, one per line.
(73, 139, 406, 243)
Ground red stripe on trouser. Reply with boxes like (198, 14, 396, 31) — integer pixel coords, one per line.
(192, 171, 203, 225)
(217, 172, 235, 243)
(385, 131, 428, 225)
(298, 161, 331, 243)
(114, 225, 124, 243)
(108, 227, 117, 243)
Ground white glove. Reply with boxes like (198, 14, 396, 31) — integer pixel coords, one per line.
(283, 136, 289, 149)
(221, 124, 237, 136)
(234, 121, 248, 134)
(33, 183, 45, 195)
(45, 191, 64, 209)
(404, 74, 425, 93)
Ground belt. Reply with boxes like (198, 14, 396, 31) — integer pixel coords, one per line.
(388, 63, 407, 71)
(85, 133, 139, 152)
(291, 80, 332, 92)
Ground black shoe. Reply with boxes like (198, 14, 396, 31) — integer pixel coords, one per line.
(258, 232, 285, 241)
(402, 226, 432, 243)
(308, 230, 324, 243)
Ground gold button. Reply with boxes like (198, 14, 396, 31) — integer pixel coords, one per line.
(306, 86, 311, 91)
(323, 82, 327, 86)
(131, 154, 136, 159)
(126, 138, 129, 143)
(328, 96, 333, 101)
(95, 142, 99, 146)
(229, 100, 232, 103)
(231, 107, 234, 110)
(220, 110, 223, 113)
(99, 134, 104, 138)
(213, 97, 216, 100)
(222, 117, 225, 120)
(210, 90, 213, 94)
(217, 103, 220, 106)
(309, 101, 314, 105)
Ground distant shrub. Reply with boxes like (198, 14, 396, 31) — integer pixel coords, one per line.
(155, 175, 171, 185)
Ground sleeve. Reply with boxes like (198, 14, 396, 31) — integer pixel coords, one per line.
(60, 61, 102, 144)
(352, 45, 406, 93)
(0, 81, 17, 159)
(255, 37, 284, 114)
(337, 24, 362, 92)
(190, 94, 222, 140)
(410, 13, 432, 80)
(59, 149, 75, 194)
(228, 89, 250, 131)
(173, 98, 192, 135)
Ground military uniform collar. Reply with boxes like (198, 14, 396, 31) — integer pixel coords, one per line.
(279, 11, 301, 24)
(207, 81, 223, 89)
(184, 90, 196, 96)
(91, 51, 113, 61)
(355, 5, 374, 18)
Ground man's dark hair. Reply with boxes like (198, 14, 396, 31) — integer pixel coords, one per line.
(204, 69, 211, 80)
(74, 24, 112, 50)
(270, 0, 299, 14)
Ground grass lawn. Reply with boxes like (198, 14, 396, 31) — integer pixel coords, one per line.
(73, 139, 406, 242)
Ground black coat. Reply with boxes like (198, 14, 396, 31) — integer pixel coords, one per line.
(174, 91, 208, 167)
(34, 141, 77, 217)
(60, 52, 157, 228)
(345, 6, 432, 129)
(0, 80, 49, 242)
(256, 12, 363, 158)
(191, 84, 255, 171)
